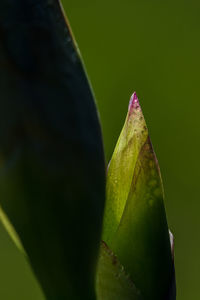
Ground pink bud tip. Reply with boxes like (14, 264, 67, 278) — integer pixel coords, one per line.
(128, 92, 140, 114)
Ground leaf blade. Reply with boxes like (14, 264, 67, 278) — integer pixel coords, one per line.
(0, 1, 105, 300)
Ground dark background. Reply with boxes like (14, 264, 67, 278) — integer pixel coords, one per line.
(0, 1, 199, 299)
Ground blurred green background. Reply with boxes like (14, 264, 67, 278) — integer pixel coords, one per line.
(0, 0, 199, 299)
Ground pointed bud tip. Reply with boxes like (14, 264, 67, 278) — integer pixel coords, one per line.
(128, 92, 141, 114)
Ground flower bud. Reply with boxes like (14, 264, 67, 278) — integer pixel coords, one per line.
(102, 93, 175, 300)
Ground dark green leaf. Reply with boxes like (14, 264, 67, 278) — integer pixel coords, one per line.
(0, 1, 105, 300)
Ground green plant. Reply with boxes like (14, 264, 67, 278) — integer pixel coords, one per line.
(0, 1, 175, 300)
(97, 92, 176, 300)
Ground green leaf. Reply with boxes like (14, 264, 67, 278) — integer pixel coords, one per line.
(0, 1, 105, 300)
(103, 93, 174, 300)
(0, 205, 25, 255)
(96, 242, 143, 300)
